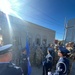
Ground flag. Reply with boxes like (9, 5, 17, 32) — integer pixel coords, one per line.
(26, 37, 31, 75)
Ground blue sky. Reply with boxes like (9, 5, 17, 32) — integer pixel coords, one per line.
(19, 0, 75, 40)
(1, 0, 75, 40)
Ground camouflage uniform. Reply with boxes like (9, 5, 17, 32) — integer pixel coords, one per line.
(35, 46, 43, 67)
(30, 47, 36, 66)
(54, 49, 59, 68)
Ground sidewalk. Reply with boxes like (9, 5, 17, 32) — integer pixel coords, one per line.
(31, 66, 42, 75)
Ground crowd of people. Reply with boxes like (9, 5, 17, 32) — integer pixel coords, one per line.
(42, 42, 75, 75)
(0, 41, 75, 75)
(19, 41, 75, 75)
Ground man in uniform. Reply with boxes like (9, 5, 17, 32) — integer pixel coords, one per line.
(20, 48, 28, 75)
(35, 46, 43, 67)
(0, 44, 23, 75)
(43, 48, 53, 75)
(50, 47, 70, 75)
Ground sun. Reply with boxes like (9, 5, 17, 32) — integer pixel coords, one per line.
(0, 0, 12, 14)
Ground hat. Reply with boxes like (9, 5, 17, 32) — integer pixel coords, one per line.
(48, 48, 52, 51)
(58, 47, 70, 54)
(0, 44, 12, 55)
(22, 47, 26, 52)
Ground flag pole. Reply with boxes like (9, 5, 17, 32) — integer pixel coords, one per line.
(25, 32, 31, 75)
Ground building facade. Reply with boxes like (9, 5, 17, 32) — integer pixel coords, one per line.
(65, 19, 75, 43)
(0, 11, 55, 48)
(0, 11, 55, 64)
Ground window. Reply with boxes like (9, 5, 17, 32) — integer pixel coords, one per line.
(36, 38, 40, 45)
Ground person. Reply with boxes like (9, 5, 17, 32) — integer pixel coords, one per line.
(0, 44, 23, 75)
(53, 45, 59, 70)
(47, 44, 55, 57)
(20, 48, 28, 75)
(70, 57, 75, 75)
(52, 47, 70, 75)
(43, 48, 53, 75)
(35, 46, 43, 67)
(47, 44, 55, 67)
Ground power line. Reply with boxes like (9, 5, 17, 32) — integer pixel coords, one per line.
(29, 4, 63, 26)
(18, 12, 64, 35)
(21, 7, 63, 27)
(19, 11, 56, 26)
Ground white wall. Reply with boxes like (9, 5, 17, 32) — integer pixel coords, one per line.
(0, 13, 55, 48)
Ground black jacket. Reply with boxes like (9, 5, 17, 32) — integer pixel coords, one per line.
(0, 62, 23, 75)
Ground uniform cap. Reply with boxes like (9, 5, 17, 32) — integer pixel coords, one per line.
(58, 47, 70, 54)
(22, 47, 26, 52)
(47, 48, 52, 51)
(0, 44, 12, 55)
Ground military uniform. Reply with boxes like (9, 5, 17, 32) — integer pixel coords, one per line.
(0, 62, 23, 75)
(20, 53, 28, 75)
(35, 46, 43, 67)
(52, 47, 70, 75)
(53, 57, 69, 75)
(53, 49, 59, 70)
(47, 47, 55, 59)
(47, 47, 55, 66)
(43, 50, 53, 75)
(48, 47, 69, 75)
(0, 44, 23, 75)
